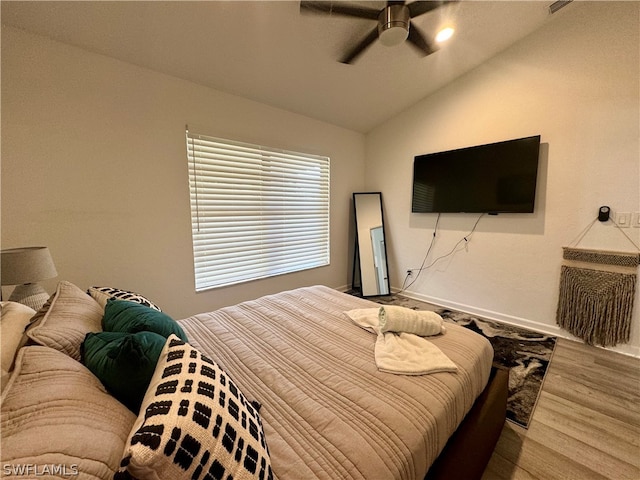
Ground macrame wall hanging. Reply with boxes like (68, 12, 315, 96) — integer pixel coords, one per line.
(556, 216, 640, 347)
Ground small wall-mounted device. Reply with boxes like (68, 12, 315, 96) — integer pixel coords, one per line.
(598, 206, 610, 222)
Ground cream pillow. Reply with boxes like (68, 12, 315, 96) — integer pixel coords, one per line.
(1, 302, 36, 375)
(26, 281, 103, 361)
(1, 346, 136, 477)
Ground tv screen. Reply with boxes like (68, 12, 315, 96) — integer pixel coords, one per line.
(411, 135, 541, 214)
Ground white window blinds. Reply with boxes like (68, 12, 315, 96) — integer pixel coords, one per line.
(186, 131, 330, 291)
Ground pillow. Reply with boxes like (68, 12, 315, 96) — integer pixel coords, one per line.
(88, 286, 162, 311)
(115, 335, 272, 480)
(26, 281, 103, 361)
(103, 298, 188, 341)
(82, 330, 167, 412)
(1, 346, 136, 477)
(1, 302, 36, 377)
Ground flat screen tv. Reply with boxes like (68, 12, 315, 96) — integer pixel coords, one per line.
(411, 135, 541, 214)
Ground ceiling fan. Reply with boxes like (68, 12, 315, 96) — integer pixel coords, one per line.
(300, 1, 455, 64)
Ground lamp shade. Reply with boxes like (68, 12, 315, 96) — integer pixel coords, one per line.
(1, 247, 58, 286)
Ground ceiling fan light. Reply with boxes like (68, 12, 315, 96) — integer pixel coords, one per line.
(379, 25, 409, 46)
(435, 27, 455, 43)
(378, 4, 410, 47)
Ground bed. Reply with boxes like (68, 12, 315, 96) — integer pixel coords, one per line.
(1, 281, 507, 480)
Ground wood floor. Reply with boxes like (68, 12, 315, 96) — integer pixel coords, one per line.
(482, 337, 640, 480)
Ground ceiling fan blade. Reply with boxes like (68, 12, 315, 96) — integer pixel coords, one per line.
(340, 27, 379, 64)
(407, 22, 437, 56)
(407, 1, 447, 18)
(300, 1, 380, 20)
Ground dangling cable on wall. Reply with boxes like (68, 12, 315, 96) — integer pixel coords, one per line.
(399, 213, 484, 293)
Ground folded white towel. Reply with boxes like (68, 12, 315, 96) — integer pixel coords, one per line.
(344, 307, 457, 375)
(378, 306, 445, 337)
(344, 308, 380, 330)
(374, 332, 457, 375)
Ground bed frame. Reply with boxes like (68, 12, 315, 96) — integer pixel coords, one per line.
(426, 366, 509, 480)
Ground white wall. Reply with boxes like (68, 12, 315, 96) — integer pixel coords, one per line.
(1, 27, 365, 319)
(365, 2, 640, 356)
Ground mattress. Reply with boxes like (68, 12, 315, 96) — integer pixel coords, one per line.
(178, 285, 493, 480)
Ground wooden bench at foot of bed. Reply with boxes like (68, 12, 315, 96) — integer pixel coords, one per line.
(426, 366, 509, 480)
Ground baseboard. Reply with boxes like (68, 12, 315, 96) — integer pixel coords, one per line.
(395, 288, 640, 359)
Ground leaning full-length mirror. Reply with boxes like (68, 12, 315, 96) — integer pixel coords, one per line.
(352, 192, 390, 296)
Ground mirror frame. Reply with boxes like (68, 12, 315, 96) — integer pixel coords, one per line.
(352, 192, 391, 297)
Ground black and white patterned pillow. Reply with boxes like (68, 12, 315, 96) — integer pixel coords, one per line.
(87, 286, 162, 311)
(115, 335, 272, 480)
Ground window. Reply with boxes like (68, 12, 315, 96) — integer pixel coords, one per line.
(186, 130, 330, 291)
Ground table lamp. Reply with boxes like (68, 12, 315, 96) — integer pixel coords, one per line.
(1, 246, 58, 310)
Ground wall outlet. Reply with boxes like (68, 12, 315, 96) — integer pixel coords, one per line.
(632, 212, 640, 228)
(616, 212, 632, 228)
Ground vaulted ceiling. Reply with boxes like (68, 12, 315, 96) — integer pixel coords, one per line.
(1, 1, 574, 132)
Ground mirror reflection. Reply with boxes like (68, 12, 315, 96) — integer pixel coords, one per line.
(353, 192, 390, 296)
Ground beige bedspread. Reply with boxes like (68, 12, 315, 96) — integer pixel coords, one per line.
(178, 286, 493, 480)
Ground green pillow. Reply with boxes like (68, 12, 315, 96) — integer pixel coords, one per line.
(102, 299, 188, 342)
(81, 331, 167, 412)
